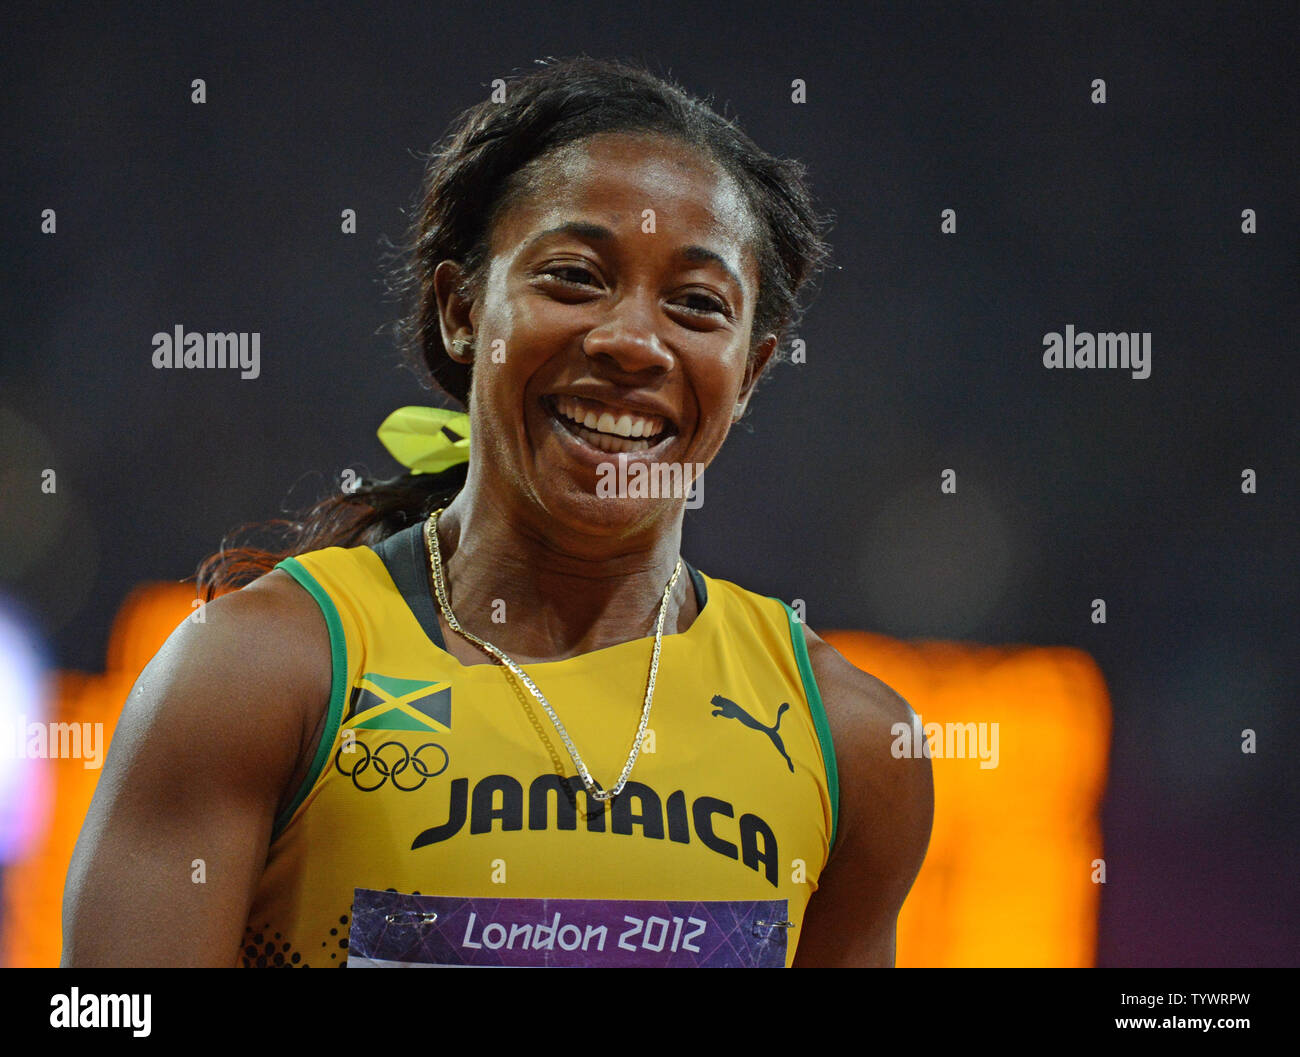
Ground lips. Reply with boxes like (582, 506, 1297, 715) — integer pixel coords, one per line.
(541, 395, 678, 462)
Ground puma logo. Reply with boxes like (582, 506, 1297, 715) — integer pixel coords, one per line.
(710, 694, 794, 773)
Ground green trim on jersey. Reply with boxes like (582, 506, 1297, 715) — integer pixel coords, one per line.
(242, 538, 834, 968)
(776, 600, 839, 851)
(271, 556, 348, 838)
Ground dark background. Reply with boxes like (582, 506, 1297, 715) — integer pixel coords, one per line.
(2, 2, 1296, 966)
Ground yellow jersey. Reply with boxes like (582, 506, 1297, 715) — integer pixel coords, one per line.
(239, 522, 838, 967)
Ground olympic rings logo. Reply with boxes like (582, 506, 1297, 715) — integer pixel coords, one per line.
(334, 740, 449, 792)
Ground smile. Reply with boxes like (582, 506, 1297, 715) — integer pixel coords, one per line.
(542, 395, 677, 456)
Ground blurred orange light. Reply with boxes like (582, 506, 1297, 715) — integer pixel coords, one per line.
(1, 588, 1110, 967)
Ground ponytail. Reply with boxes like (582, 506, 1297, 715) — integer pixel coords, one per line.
(193, 462, 467, 601)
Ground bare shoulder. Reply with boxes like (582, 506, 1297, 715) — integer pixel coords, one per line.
(800, 620, 931, 855)
(113, 567, 333, 809)
(61, 567, 333, 966)
(791, 621, 934, 966)
(154, 569, 331, 725)
(225, 566, 334, 657)
(800, 622, 918, 757)
(196, 569, 334, 784)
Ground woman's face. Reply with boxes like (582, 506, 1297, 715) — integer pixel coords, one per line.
(438, 131, 776, 533)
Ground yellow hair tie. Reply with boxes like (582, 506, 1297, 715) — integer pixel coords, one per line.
(376, 406, 471, 475)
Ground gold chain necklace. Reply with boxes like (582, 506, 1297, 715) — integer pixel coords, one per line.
(424, 507, 683, 802)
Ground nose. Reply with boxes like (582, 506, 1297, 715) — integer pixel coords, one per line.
(581, 289, 675, 377)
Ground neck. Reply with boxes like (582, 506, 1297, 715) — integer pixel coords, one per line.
(430, 477, 695, 663)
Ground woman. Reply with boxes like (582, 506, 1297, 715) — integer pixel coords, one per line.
(62, 57, 932, 967)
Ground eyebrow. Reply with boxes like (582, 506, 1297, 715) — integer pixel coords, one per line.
(526, 221, 745, 290)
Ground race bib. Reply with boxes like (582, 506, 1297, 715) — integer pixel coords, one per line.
(347, 888, 790, 967)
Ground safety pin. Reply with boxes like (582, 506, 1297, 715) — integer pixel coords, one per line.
(384, 910, 440, 924)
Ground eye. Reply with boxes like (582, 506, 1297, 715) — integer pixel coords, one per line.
(537, 263, 601, 287)
(674, 289, 733, 320)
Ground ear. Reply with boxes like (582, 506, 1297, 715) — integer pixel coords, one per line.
(433, 260, 477, 363)
(732, 332, 779, 421)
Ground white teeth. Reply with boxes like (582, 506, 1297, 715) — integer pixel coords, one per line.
(587, 430, 650, 453)
(553, 396, 665, 440)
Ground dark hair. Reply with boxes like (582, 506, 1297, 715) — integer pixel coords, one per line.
(196, 55, 831, 599)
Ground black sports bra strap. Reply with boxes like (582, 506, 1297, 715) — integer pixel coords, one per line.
(371, 522, 449, 650)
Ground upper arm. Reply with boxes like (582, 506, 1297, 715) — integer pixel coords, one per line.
(792, 624, 933, 967)
(60, 569, 331, 967)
